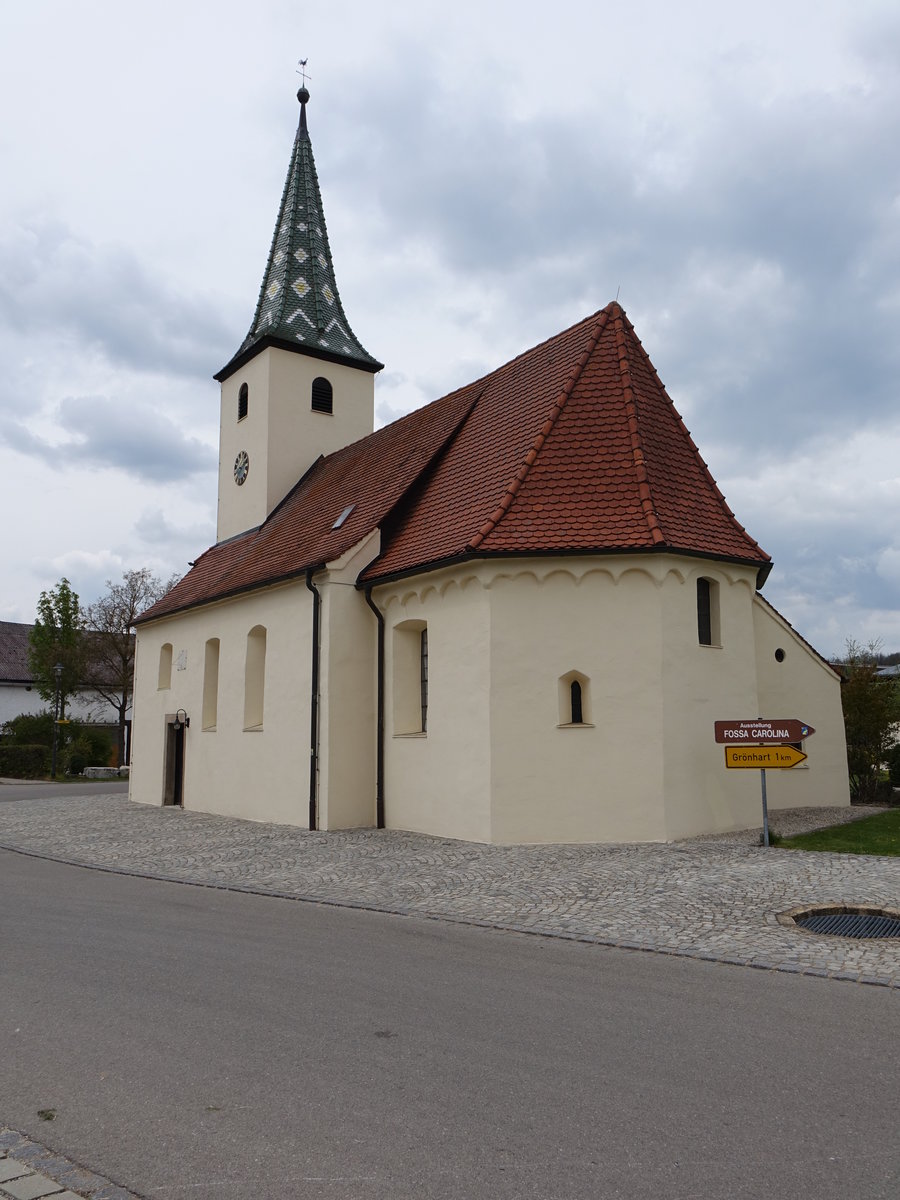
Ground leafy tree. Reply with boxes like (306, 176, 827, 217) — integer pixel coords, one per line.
(84, 569, 179, 766)
(841, 639, 900, 803)
(28, 578, 86, 722)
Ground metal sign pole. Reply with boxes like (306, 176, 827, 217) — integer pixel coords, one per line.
(760, 768, 769, 847)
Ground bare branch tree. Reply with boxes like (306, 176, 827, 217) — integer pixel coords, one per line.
(84, 569, 180, 766)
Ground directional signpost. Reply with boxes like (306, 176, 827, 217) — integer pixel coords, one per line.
(715, 717, 815, 846)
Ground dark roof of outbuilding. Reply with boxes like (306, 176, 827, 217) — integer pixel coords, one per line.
(0, 621, 33, 683)
(138, 301, 770, 625)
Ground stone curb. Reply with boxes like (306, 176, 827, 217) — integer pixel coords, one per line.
(2, 840, 898, 990)
(0, 1130, 140, 1200)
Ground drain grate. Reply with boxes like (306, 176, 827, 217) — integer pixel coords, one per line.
(794, 910, 900, 939)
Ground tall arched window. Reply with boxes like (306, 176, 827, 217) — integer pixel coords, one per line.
(393, 620, 428, 734)
(238, 382, 249, 421)
(311, 376, 333, 414)
(202, 638, 220, 731)
(158, 643, 173, 690)
(244, 625, 267, 730)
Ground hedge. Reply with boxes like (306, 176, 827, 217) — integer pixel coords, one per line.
(0, 744, 50, 779)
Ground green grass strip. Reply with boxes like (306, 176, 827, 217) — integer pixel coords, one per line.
(777, 807, 900, 856)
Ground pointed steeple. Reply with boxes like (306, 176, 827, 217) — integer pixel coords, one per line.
(217, 86, 382, 380)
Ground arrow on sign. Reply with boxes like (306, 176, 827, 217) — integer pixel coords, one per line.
(724, 745, 808, 770)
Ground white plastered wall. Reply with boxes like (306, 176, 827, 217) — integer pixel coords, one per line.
(130, 580, 314, 825)
(375, 555, 845, 844)
(487, 563, 667, 843)
(377, 570, 493, 842)
(659, 561, 765, 839)
(316, 531, 380, 830)
(752, 596, 849, 808)
(217, 346, 375, 541)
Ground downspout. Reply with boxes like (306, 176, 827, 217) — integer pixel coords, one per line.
(305, 569, 321, 830)
(363, 585, 385, 829)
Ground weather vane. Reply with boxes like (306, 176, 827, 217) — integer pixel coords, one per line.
(297, 58, 311, 87)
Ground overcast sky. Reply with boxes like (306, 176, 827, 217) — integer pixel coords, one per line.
(1, 0, 898, 657)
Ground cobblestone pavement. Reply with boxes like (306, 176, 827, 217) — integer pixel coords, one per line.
(1, 795, 898, 987)
(0, 1129, 137, 1199)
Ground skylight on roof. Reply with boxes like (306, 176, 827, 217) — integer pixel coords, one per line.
(332, 504, 355, 529)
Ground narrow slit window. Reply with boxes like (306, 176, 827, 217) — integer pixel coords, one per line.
(311, 376, 333, 414)
(238, 382, 249, 421)
(697, 577, 720, 646)
(420, 629, 428, 733)
(570, 680, 583, 724)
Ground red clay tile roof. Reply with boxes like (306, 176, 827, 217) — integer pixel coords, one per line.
(138, 301, 769, 623)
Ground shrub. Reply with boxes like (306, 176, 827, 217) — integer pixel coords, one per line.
(2, 710, 55, 747)
(64, 727, 114, 776)
(0, 744, 50, 779)
(887, 744, 900, 788)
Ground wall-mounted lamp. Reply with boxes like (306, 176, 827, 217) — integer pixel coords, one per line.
(173, 709, 190, 731)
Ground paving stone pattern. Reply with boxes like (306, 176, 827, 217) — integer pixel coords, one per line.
(0, 1131, 137, 1200)
(1, 796, 898, 987)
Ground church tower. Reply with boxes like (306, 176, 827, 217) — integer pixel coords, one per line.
(214, 85, 383, 542)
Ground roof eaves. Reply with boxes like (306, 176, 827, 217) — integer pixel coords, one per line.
(363, 543, 774, 589)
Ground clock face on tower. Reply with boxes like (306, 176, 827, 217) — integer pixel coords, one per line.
(233, 450, 250, 486)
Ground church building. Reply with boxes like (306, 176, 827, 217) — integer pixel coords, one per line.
(130, 86, 849, 842)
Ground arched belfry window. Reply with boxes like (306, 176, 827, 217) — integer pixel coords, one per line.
(311, 376, 333, 414)
(238, 382, 249, 421)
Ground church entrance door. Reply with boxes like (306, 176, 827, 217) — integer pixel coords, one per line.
(163, 719, 186, 807)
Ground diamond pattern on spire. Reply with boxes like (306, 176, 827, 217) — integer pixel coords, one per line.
(221, 93, 381, 375)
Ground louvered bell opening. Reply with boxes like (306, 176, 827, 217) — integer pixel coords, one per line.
(311, 376, 333, 414)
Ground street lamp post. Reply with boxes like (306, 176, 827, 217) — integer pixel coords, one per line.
(51, 661, 63, 779)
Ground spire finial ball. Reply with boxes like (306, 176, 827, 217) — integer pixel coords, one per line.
(297, 86, 310, 105)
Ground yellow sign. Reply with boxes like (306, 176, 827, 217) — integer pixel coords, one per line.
(725, 745, 807, 769)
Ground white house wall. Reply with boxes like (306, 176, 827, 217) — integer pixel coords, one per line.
(130, 581, 314, 825)
(752, 597, 849, 808)
(0, 684, 126, 728)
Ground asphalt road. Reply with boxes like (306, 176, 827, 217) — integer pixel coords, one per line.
(1, 850, 897, 1200)
(0, 779, 129, 802)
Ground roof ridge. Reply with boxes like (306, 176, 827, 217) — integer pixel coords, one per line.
(619, 310, 770, 563)
(613, 309, 667, 546)
(466, 306, 614, 552)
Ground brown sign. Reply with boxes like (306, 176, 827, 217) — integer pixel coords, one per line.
(714, 719, 815, 745)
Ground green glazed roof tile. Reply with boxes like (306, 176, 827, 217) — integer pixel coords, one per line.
(218, 88, 382, 378)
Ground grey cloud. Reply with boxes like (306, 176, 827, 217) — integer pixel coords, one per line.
(328, 45, 900, 462)
(0, 219, 234, 378)
(0, 397, 216, 483)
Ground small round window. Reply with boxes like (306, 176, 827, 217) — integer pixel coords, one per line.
(775, 648, 786, 663)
